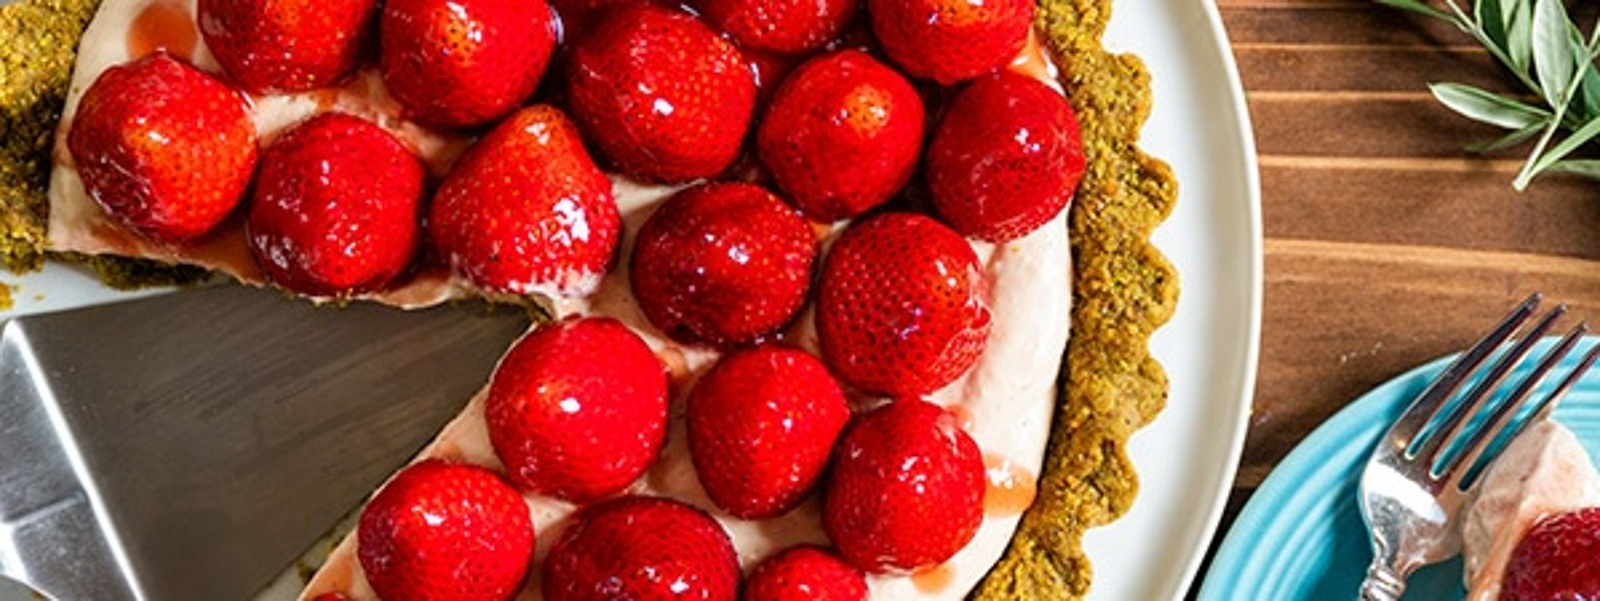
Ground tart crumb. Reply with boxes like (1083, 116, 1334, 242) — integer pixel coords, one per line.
(0, 0, 99, 273)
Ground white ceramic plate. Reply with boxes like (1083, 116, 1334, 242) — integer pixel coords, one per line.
(0, 0, 1260, 597)
(1084, 0, 1263, 599)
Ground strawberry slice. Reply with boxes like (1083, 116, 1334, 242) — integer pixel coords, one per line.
(543, 496, 739, 601)
(757, 50, 924, 223)
(357, 460, 534, 601)
(380, 0, 557, 128)
(868, 0, 1033, 84)
(485, 316, 668, 503)
(822, 398, 984, 573)
(67, 52, 258, 245)
(630, 182, 818, 348)
(815, 212, 991, 397)
(700, 0, 857, 54)
(564, 5, 756, 183)
(246, 113, 425, 297)
(744, 545, 869, 601)
(198, 0, 377, 94)
(929, 71, 1085, 242)
(1502, 507, 1600, 600)
(428, 105, 621, 298)
(687, 345, 850, 519)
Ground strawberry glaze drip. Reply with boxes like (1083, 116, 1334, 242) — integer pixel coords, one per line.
(127, 1, 197, 60)
(911, 564, 956, 594)
(983, 454, 1039, 518)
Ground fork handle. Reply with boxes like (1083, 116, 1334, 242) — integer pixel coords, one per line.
(1359, 562, 1407, 601)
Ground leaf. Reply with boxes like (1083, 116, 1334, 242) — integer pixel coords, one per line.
(1375, 0, 1452, 21)
(1478, 0, 1510, 52)
(1507, 0, 1535, 71)
(1545, 159, 1600, 178)
(1575, 61, 1600, 122)
(1528, 113, 1600, 173)
(1466, 121, 1547, 152)
(1531, 0, 1578, 104)
(1430, 82, 1552, 129)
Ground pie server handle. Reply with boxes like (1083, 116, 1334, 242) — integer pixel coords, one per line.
(0, 285, 529, 600)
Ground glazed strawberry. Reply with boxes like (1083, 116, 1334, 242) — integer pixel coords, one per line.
(310, 594, 350, 601)
(757, 50, 923, 223)
(357, 460, 534, 601)
(67, 52, 257, 245)
(687, 345, 849, 518)
(1502, 507, 1600, 600)
(822, 398, 984, 573)
(543, 496, 739, 601)
(246, 113, 424, 297)
(428, 105, 620, 297)
(198, 0, 376, 94)
(743, 545, 869, 601)
(701, 0, 857, 54)
(485, 316, 668, 503)
(564, 5, 756, 183)
(815, 212, 991, 396)
(380, 0, 557, 128)
(631, 183, 818, 347)
(929, 71, 1085, 242)
(869, 0, 1032, 84)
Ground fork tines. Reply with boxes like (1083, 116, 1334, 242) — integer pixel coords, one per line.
(1396, 293, 1600, 490)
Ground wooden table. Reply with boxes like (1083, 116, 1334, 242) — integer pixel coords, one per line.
(1197, 0, 1600, 587)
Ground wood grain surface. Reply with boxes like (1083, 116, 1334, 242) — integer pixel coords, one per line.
(1199, 0, 1600, 586)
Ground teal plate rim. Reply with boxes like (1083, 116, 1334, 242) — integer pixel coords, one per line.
(1198, 336, 1600, 601)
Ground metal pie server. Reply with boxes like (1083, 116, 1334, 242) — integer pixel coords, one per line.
(0, 285, 530, 601)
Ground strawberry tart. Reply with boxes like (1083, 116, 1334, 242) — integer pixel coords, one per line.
(1461, 418, 1600, 599)
(0, 0, 1178, 598)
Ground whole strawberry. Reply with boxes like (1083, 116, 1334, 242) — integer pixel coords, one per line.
(67, 52, 257, 245)
(743, 545, 869, 601)
(688, 345, 849, 519)
(485, 316, 668, 503)
(428, 105, 620, 298)
(357, 460, 534, 601)
(1502, 507, 1600, 600)
(247, 113, 424, 297)
(869, 0, 1032, 84)
(631, 183, 818, 348)
(815, 212, 991, 397)
(564, 5, 756, 183)
(543, 496, 739, 601)
(701, 0, 857, 54)
(822, 398, 983, 573)
(198, 0, 376, 94)
(380, 0, 557, 128)
(929, 71, 1085, 242)
(757, 50, 923, 223)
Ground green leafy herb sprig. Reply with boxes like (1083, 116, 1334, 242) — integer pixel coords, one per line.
(1379, 0, 1600, 189)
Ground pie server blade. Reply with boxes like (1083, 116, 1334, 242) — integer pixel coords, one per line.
(0, 285, 530, 601)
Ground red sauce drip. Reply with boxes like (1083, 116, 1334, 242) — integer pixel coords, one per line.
(1007, 30, 1053, 82)
(983, 453, 1038, 517)
(947, 404, 976, 432)
(127, 1, 198, 61)
(911, 563, 955, 594)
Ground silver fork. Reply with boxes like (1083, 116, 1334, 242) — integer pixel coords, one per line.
(1357, 293, 1600, 600)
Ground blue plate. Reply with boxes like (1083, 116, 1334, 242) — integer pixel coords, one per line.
(1199, 337, 1600, 600)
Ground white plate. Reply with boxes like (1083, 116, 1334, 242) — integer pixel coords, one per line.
(0, 0, 1261, 597)
(1083, 0, 1262, 599)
